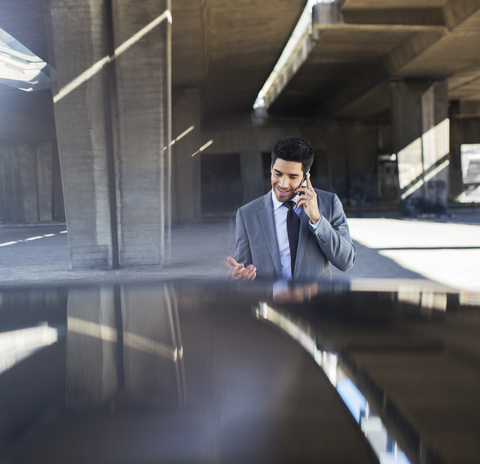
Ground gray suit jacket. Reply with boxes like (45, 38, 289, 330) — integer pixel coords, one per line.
(234, 189, 356, 280)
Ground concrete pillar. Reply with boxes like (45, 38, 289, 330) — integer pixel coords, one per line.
(49, 0, 171, 268)
(17, 143, 39, 223)
(449, 101, 463, 198)
(66, 286, 118, 408)
(240, 151, 264, 205)
(49, 0, 115, 268)
(390, 80, 449, 216)
(172, 87, 202, 224)
(111, 0, 170, 266)
(36, 142, 53, 222)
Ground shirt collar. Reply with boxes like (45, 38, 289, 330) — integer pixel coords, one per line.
(271, 189, 300, 211)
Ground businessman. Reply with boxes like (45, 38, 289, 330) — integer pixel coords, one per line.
(224, 137, 356, 281)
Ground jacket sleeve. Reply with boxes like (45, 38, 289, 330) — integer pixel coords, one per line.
(311, 194, 356, 271)
(234, 208, 253, 267)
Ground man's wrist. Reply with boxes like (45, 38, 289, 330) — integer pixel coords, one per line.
(309, 215, 322, 229)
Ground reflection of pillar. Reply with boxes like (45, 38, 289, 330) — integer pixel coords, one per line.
(390, 80, 449, 216)
(122, 284, 185, 407)
(66, 287, 118, 409)
(48, 0, 171, 268)
(240, 151, 263, 205)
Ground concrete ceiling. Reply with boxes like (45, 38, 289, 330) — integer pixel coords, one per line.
(172, 0, 308, 122)
(0, 0, 308, 129)
(1, 0, 480, 131)
(268, 0, 480, 120)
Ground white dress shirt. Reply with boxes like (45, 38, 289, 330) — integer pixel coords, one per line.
(271, 189, 321, 279)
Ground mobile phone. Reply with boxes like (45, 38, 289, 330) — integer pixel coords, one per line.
(298, 173, 308, 195)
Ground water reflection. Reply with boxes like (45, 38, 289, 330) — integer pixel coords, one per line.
(1, 280, 478, 464)
(66, 284, 186, 409)
(0, 325, 58, 374)
(255, 302, 411, 464)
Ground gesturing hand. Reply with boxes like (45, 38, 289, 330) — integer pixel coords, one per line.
(221, 256, 257, 281)
(295, 172, 321, 224)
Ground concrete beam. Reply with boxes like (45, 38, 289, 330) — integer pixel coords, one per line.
(342, 0, 480, 31)
(325, 27, 446, 118)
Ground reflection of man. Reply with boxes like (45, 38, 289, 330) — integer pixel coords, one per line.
(224, 137, 356, 281)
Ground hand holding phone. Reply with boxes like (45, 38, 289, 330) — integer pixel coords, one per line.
(297, 173, 308, 195)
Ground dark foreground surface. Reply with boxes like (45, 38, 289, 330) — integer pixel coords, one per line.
(1, 278, 480, 464)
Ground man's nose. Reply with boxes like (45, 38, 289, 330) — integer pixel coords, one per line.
(279, 176, 287, 187)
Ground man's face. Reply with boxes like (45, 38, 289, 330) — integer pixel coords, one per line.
(271, 158, 305, 202)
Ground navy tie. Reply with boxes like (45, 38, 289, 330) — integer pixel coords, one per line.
(284, 201, 300, 278)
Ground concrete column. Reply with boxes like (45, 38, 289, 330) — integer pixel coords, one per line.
(49, 0, 114, 268)
(36, 142, 53, 222)
(240, 151, 263, 205)
(390, 80, 449, 216)
(17, 143, 39, 223)
(449, 101, 463, 198)
(172, 87, 202, 224)
(111, 0, 170, 266)
(49, 0, 171, 268)
(66, 286, 118, 409)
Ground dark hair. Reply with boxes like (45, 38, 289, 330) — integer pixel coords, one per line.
(271, 137, 315, 174)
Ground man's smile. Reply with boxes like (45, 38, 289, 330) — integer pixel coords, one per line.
(274, 184, 294, 199)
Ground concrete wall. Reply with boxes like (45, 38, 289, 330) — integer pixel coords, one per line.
(172, 89, 382, 223)
(0, 141, 60, 224)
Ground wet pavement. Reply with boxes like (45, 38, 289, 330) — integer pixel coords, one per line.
(0, 210, 479, 291)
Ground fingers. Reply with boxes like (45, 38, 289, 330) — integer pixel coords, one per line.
(296, 188, 315, 207)
(306, 171, 313, 190)
(221, 259, 234, 270)
(233, 264, 257, 281)
(224, 257, 257, 281)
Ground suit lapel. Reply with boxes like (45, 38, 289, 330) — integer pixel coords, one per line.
(258, 193, 282, 278)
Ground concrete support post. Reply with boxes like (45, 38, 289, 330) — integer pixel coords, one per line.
(390, 80, 449, 216)
(36, 142, 53, 222)
(17, 143, 39, 223)
(240, 151, 264, 205)
(49, 0, 114, 268)
(172, 88, 202, 224)
(111, 0, 170, 266)
(49, 0, 171, 268)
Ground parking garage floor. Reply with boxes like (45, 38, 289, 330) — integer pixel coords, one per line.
(0, 210, 479, 292)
